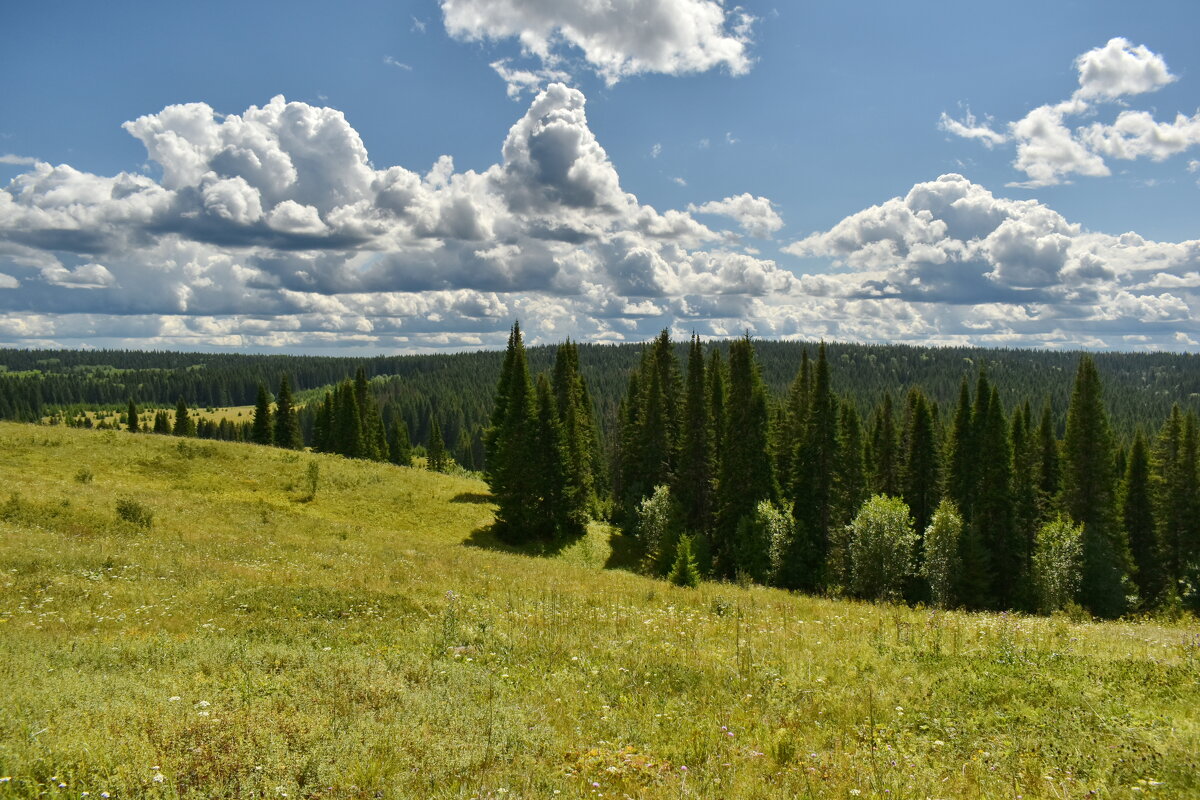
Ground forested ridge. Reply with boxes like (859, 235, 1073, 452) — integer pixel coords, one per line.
(3, 334, 1200, 617)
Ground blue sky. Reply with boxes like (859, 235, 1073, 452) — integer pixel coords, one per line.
(1, 0, 1198, 352)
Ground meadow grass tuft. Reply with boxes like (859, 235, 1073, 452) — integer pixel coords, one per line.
(0, 422, 1197, 798)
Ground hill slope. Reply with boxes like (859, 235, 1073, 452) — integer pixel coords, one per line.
(0, 423, 1197, 798)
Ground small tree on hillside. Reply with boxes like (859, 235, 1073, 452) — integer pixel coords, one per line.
(849, 495, 917, 602)
(389, 417, 413, 467)
(173, 397, 194, 437)
(637, 484, 679, 575)
(427, 416, 448, 473)
(127, 399, 139, 433)
(1032, 515, 1084, 614)
(274, 374, 303, 450)
(923, 500, 963, 609)
(251, 383, 274, 446)
(668, 534, 702, 588)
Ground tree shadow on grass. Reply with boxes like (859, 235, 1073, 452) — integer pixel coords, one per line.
(603, 529, 642, 571)
(451, 492, 493, 504)
(463, 524, 577, 558)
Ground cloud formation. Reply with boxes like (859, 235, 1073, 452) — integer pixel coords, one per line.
(941, 38, 1200, 186)
(2, 89, 1198, 352)
(440, 0, 754, 94)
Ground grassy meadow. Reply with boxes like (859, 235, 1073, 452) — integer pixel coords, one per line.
(0, 422, 1197, 798)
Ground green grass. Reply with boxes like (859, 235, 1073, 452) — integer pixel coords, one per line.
(0, 422, 1197, 799)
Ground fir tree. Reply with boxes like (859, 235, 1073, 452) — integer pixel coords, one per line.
(1035, 402, 1061, 525)
(976, 385, 1016, 608)
(427, 416, 448, 472)
(552, 340, 598, 519)
(668, 534, 702, 587)
(333, 380, 364, 458)
(1122, 429, 1159, 606)
(789, 342, 838, 591)
(313, 391, 334, 452)
(485, 323, 541, 543)
(153, 410, 172, 435)
(173, 397, 194, 437)
(774, 348, 811, 490)
(274, 375, 303, 450)
(869, 392, 900, 496)
(251, 383, 274, 446)
(354, 367, 388, 461)
(713, 337, 776, 579)
(127, 399, 139, 433)
(900, 387, 940, 542)
(675, 335, 714, 535)
(389, 417, 413, 467)
(1010, 402, 1040, 608)
(1061, 355, 1128, 618)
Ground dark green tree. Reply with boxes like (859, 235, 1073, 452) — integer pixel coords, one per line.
(273, 375, 303, 450)
(900, 387, 940, 541)
(153, 409, 172, 435)
(869, 392, 900, 497)
(484, 323, 541, 543)
(1122, 429, 1159, 607)
(675, 335, 714, 535)
(388, 417, 413, 467)
(1061, 355, 1128, 618)
(427, 416, 448, 473)
(976, 385, 1016, 608)
(552, 340, 598, 519)
(1035, 402, 1061, 525)
(173, 396, 194, 437)
(251, 383, 273, 445)
(789, 342, 838, 591)
(127, 399, 139, 433)
(713, 337, 776, 579)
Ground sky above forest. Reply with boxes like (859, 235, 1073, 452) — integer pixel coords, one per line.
(1, 0, 1199, 353)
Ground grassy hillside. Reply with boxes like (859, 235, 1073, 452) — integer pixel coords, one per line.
(0, 423, 1197, 799)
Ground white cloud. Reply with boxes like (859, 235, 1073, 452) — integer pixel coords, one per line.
(0, 154, 39, 166)
(938, 109, 1007, 148)
(383, 56, 413, 71)
(441, 0, 755, 85)
(1073, 37, 1175, 101)
(650, 143, 661, 158)
(489, 59, 572, 100)
(942, 38, 1199, 186)
(0, 273, 18, 289)
(41, 263, 116, 289)
(688, 193, 783, 238)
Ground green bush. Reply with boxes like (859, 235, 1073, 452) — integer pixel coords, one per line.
(1033, 515, 1084, 614)
(115, 498, 154, 529)
(923, 499, 963, 609)
(849, 494, 916, 602)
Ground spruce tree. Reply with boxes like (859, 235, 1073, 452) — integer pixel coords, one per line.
(789, 342, 838, 591)
(354, 367, 388, 461)
(869, 393, 900, 496)
(1010, 402, 1041, 610)
(427, 416, 447, 473)
(333, 380, 364, 459)
(251, 383, 274, 446)
(1122, 429, 1159, 607)
(714, 337, 776, 579)
(274, 375, 302, 450)
(154, 410, 172, 435)
(900, 387, 940, 541)
(774, 348, 811, 490)
(127, 399, 139, 433)
(552, 340, 597, 519)
(485, 323, 541, 543)
(675, 335, 714, 535)
(976, 385, 1016, 608)
(389, 417, 413, 467)
(533, 373, 581, 539)
(1061, 356, 1128, 617)
(173, 397, 194, 437)
(1035, 402, 1061, 525)
(313, 391, 334, 452)
(668, 534, 702, 587)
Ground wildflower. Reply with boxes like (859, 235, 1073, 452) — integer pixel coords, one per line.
(196, 700, 210, 708)
(168, 696, 180, 702)
(153, 774, 165, 783)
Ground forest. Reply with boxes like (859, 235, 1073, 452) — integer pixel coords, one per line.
(2, 332, 1198, 619)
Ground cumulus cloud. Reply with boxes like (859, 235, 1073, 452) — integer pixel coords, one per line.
(688, 193, 783, 238)
(0, 273, 18, 289)
(941, 38, 1199, 186)
(0, 86, 808, 350)
(440, 0, 755, 88)
(783, 173, 1200, 347)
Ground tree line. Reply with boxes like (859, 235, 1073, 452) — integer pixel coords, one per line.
(487, 325, 1199, 617)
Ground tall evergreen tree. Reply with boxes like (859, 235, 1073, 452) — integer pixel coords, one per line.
(789, 342, 838, 591)
(1035, 401, 1062, 526)
(532, 373, 582, 539)
(354, 367, 388, 461)
(774, 348, 811, 490)
(333, 380, 364, 458)
(251, 383, 274, 445)
(831, 401, 867, 531)
(1010, 402, 1041, 609)
(485, 323, 541, 543)
(869, 392, 900, 496)
(388, 417, 413, 467)
(976, 385, 1016, 608)
(900, 387, 940, 540)
(1122, 429, 1159, 607)
(173, 396, 194, 437)
(427, 416, 448, 473)
(154, 409, 172, 435)
(675, 335, 714, 535)
(552, 340, 598, 519)
(714, 337, 776, 579)
(1061, 355, 1128, 617)
(274, 374, 303, 450)
(127, 399, 139, 433)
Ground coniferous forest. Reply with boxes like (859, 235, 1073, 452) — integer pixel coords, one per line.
(2, 330, 1199, 618)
